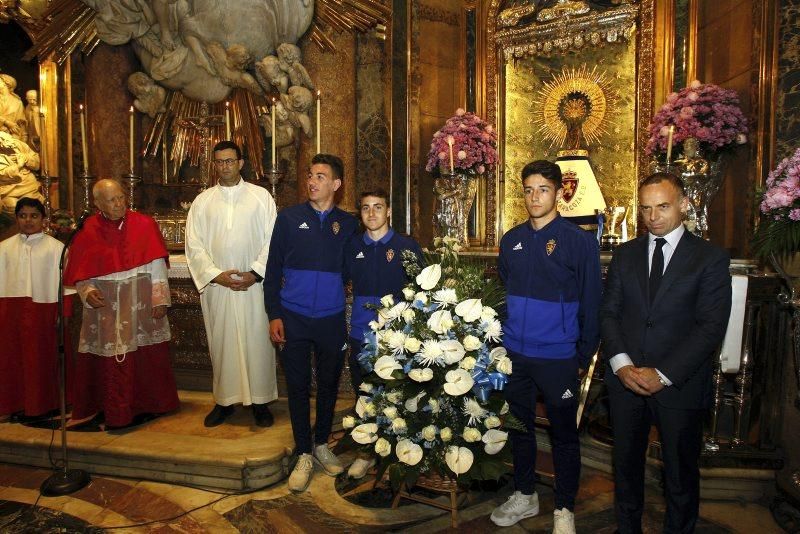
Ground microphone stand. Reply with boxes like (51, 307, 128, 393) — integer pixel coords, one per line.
(40, 210, 92, 496)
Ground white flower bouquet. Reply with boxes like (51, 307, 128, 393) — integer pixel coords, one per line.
(345, 237, 521, 488)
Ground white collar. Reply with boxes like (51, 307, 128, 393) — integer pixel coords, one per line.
(648, 224, 685, 250)
(18, 231, 44, 244)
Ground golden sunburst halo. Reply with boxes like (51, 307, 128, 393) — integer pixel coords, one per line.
(532, 65, 615, 149)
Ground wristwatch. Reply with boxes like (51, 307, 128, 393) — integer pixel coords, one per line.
(249, 270, 263, 283)
(657, 375, 668, 387)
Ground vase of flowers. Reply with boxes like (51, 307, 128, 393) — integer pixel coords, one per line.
(753, 147, 800, 263)
(345, 237, 519, 489)
(426, 109, 498, 246)
(647, 81, 748, 238)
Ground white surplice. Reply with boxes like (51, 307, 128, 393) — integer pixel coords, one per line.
(0, 232, 74, 302)
(185, 179, 278, 405)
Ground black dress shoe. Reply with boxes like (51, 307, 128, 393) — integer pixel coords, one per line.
(204, 404, 235, 427)
(253, 404, 274, 428)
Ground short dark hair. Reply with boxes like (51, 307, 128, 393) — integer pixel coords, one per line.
(639, 172, 686, 196)
(311, 153, 344, 181)
(359, 188, 390, 207)
(15, 197, 45, 217)
(212, 140, 242, 160)
(521, 160, 562, 190)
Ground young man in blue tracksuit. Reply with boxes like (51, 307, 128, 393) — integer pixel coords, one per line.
(491, 160, 601, 533)
(264, 153, 358, 493)
(343, 188, 423, 478)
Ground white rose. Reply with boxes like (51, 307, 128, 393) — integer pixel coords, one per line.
(462, 427, 482, 442)
(386, 390, 403, 404)
(391, 417, 407, 433)
(421, 425, 438, 442)
(402, 287, 416, 301)
(365, 403, 377, 417)
(374, 355, 403, 380)
(440, 427, 453, 442)
(408, 367, 434, 382)
(416, 264, 442, 290)
(380, 294, 394, 308)
(428, 398, 440, 413)
(359, 382, 374, 393)
(495, 355, 513, 375)
(402, 308, 416, 323)
(383, 406, 398, 419)
(351, 423, 379, 444)
(460, 356, 477, 370)
(342, 415, 356, 429)
(445, 446, 474, 475)
(374, 437, 392, 457)
(427, 309, 453, 335)
(482, 429, 508, 455)
(480, 306, 498, 321)
(404, 337, 422, 353)
(484, 416, 501, 429)
(414, 292, 428, 305)
(455, 298, 483, 323)
(440, 339, 466, 365)
(462, 335, 481, 351)
(443, 369, 474, 396)
(396, 439, 423, 466)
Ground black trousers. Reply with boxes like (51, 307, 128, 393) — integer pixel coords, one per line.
(279, 309, 347, 454)
(504, 352, 581, 511)
(609, 389, 704, 534)
(347, 337, 366, 396)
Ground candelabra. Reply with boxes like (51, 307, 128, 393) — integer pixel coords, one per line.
(79, 173, 94, 213)
(266, 166, 284, 204)
(38, 170, 56, 234)
(122, 172, 141, 211)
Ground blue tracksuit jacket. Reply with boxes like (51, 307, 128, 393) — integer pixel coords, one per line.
(499, 214, 601, 368)
(264, 202, 358, 319)
(344, 229, 423, 342)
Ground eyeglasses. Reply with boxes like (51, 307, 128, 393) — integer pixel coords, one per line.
(214, 158, 239, 167)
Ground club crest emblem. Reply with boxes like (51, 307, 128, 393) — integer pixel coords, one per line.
(561, 170, 578, 203)
(546, 239, 557, 256)
(386, 249, 395, 262)
(332, 221, 340, 235)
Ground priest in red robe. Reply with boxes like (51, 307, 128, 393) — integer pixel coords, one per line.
(0, 198, 73, 420)
(64, 179, 179, 429)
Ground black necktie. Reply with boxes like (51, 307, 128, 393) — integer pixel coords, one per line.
(649, 237, 666, 304)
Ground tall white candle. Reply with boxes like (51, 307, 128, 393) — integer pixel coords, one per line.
(225, 101, 231, 140)
(79, 104, 88, 174)
(129, 106, 135, 174)
(447, 135, 455, 173)
(271, 99, 277, 168)
(39, 110, 46, 175)
(666, 125, 674, 164)
(316, 91, 321, 154)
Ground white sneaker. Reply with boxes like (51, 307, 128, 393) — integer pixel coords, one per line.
(288, 453, 313, 492)
(490, 491, 539, 527)
(553, 507, 576, 534)
(313, 444, 344, 476)
(347, 457, 377, 479)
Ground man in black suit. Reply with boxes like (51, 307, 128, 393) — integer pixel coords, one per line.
(600, 172, 731, 533)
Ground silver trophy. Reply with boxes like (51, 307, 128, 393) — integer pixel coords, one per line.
(601, 206, 627, 250)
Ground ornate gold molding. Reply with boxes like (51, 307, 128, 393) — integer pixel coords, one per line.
(418, 3, 460, 26)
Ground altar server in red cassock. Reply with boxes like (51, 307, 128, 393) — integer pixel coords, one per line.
(0, 198, 74, 419)
(64, 179, 179, 429)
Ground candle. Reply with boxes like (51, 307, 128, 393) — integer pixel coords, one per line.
(666, 125, 674, 164)
(271, 98, 277, 169)
(129, 106, 135, 174)
(39, 110, 46, 175)
(79, 104, 88, 174)
(447, 135, 455, 173)
(316, 90, 321, 154)
(225, 101, 231, 140)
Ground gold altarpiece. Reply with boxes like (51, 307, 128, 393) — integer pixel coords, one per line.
(481, 0, 658, 245)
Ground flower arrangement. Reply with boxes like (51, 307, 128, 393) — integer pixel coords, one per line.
(425, 108, 498, 175)
(752, 147, 800, 258)
(344, 237, 519, 488)
(646, 80, 748, 158)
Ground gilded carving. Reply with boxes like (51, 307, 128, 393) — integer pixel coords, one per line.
(417, 3, 460, 26)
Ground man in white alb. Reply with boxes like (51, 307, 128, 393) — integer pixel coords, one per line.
(185, 140, 278, 427)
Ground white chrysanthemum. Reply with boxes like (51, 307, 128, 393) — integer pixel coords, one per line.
(427, 309, 453, 335)
(463, 397, 488, 426)
(369, 320, 382, 331)
(387, 330, 407, 355)
(455, 298, 483, 322)
(481, 306, 498, 321)
(462, 335, 482, 351)
(374, 355, 403, 379)
(396, 439, 424, 466)
(416, 264, 442, 290)
(432, 288, 458, 307)
(440, 339, 466, 365)
(483, 319, 502, 342)
(417, 340, 443, 366)
(386, 390, 403, 404)
(382, 301, 410, 323)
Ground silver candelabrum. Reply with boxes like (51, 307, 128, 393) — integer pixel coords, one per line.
(122, 173, 141, 211)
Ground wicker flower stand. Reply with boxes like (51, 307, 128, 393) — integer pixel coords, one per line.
(391, 472, 469, 528)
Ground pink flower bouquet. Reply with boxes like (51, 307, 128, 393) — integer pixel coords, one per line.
(753, 147, 800, 258)
(426, 109, 498, 175)
(646, 80, 748, 157)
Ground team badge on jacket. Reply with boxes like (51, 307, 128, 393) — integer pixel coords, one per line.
(332, 221, 340, 235)
(386, 249, 395, 262)
(546, 239, 557, 256)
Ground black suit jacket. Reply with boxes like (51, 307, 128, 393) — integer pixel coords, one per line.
(600, 229, 731, 409)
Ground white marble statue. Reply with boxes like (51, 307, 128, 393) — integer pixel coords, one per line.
(206, 41, 263, 95)
(0, 130, 43, 213)
(276, 43, 315, 92)
(281, 86, 313, 137)
(0, 74, 26, 140)
(83, 0, 315, 103)
(128, 71, 167, 118)
(254, 55, 289, 95)
(24, 90, 40, 150)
